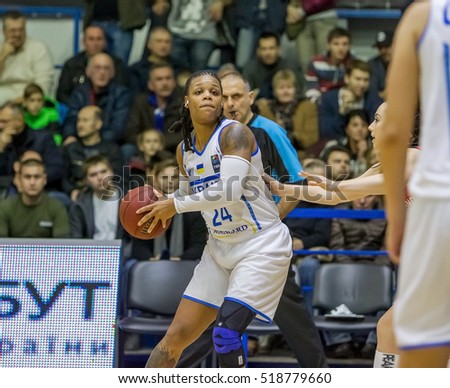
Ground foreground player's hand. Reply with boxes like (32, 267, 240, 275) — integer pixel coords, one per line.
(136, 189, 176, 232)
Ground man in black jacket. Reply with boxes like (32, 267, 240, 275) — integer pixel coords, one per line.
(125, 62, 183, 154)
(62, 106, 123, 202)
(57, 25, 129, 105)
(69, 154, 125, 240)
(0, 102, 64, 191)
(62, 53, 131, 144)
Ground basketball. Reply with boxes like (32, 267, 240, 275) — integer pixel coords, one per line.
(120, 185, 171, 240)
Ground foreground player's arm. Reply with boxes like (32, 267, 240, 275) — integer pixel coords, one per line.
(378, 3, 425, 263)
(137, 124, 255, 229)
(173, 122, 255, 213)
(267, 149, 418, 206)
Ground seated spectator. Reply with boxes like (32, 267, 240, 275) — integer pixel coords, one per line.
(320, 110, 371, 177)
(0, 102, 64, 191)
(320, 144, 352, 182)
(57, 25, 129, 105)
(255, 69, 318, 159)
(319, 60, 382, 140)
(125, 63, 183, 154)
(6, 149, 70, 208)
(0, 11, 54, 105)
(0, 159, 69, 238)
(69, 154, 127, 241)
(222, 1, 288, 70)
(324, 194, 388, 359)
(63, 53, 131, 144)
(130, 158, 207, 261)
(23, 83, 62, 146)
(243, 32, 304, 99)
(127, 128, 174, 188)
(368, 31, 393, 101)
(62, 106, 123, 202)
(129, 27, 183, 95)
(304, 27, 353, 103)
(12, 149, 43, 194)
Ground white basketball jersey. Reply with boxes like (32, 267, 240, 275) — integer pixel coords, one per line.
(182, 119, 280, 243)
(410, 0, 450, 198)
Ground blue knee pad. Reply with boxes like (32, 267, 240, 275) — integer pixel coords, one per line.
(212, 300, 256, 368)
(213, 326, 245, 368)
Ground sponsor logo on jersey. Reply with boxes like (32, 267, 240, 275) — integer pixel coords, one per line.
(210, 224, 249, 236)
(211, 154, 220, 173)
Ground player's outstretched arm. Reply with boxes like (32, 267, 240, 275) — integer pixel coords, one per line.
(264, 173, 371, 205)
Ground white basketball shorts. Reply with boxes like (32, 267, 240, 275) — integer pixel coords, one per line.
(183, 221, 292, 323)
(394, 198, 450, 349)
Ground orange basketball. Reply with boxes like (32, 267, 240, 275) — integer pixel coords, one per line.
(119, 186, 171, 240)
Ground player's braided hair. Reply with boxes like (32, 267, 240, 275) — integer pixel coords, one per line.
(168, 70, 224, 152)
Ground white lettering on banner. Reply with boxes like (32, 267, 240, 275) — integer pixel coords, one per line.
(0, 239, 121, 368)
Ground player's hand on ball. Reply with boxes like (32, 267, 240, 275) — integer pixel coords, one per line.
(136, 189, 176, 232)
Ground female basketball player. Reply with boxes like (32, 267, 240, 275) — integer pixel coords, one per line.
(264, 101, 421, 368)
(136, 71, 292, 368)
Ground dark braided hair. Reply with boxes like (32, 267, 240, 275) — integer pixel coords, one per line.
(168, 70, 223, 152)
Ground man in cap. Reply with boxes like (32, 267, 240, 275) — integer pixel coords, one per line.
(368, 30, 393, 100)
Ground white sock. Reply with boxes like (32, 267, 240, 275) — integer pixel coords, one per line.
(373, 350, 399, 368)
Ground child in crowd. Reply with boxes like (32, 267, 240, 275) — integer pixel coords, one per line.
(22, 83, 63, 146)
(127, 128, 173, 187)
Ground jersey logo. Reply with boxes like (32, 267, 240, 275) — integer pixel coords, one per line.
(196, 163, 205, 174)
(211, 154, 221, 173)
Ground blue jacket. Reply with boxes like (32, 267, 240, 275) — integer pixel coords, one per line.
(63, 81, 131, 143)
(319, 88, 382, 140)
(248, 114, 303, 183)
